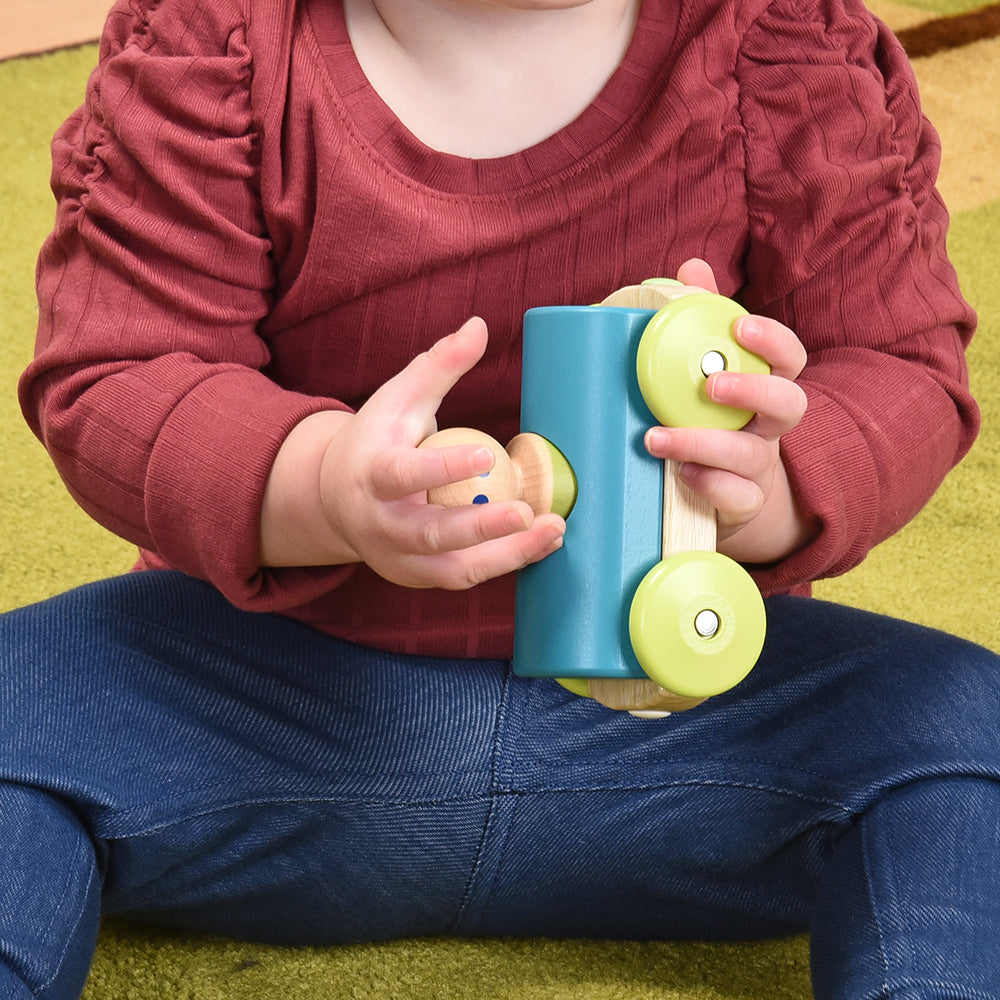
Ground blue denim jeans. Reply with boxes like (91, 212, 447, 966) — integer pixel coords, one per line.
(1, 570, 999, 999)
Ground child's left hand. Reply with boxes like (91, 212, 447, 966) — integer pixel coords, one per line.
(643, 259, 817, 565)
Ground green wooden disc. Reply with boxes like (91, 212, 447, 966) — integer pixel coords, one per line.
(628, 550, 766, 698)
(636, 295, 770, 430)
(640, 277, 684, 287)
(555, 677, 592, 698)
(543, 438, 578, 520)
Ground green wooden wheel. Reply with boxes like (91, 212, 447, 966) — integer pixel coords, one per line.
(636, 294, 770, 430)
(628, 550, 766, 698)
(555, 677, 592, 698)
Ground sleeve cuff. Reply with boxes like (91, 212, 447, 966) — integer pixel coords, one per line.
(145, 367, 356, 611)
(751, 382, 881, 594)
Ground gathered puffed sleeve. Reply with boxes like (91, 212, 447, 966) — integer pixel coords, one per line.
(19, 0, 354, 610)
(734, 0, 979, 590)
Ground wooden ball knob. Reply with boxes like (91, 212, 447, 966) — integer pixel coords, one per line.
(420, 428, 577, 518)
(506, 433, 577, 518)
(420, 428, 519, 508)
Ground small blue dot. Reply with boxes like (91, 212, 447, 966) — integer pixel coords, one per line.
(473, 495, 490, 505)
(479, 472, 490, 479)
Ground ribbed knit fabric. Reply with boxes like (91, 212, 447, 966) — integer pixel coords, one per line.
(19, 0, 978, 658)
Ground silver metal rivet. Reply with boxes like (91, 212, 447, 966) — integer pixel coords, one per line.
(694, 609, 721, 639)
(701, 351, 727, 377)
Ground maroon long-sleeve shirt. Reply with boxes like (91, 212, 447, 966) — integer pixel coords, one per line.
(21, 0, 978, 658)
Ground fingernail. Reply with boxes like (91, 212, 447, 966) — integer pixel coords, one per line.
(736, 317, 761, 344)
(710, 373, 737, 401)
(646, 427, 669, 451)
(506, 508, 532, 532)
(472, 446, 496, 472)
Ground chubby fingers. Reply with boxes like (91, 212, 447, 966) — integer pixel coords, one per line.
(645, 424, 777, 530)
(707, 314, 807, 439)
(367, 317, 490, 440)
(706, 368, 807, 440)
(372, 440, 559, 558)
(361, 439, 567, 588)
(368, 439, 498, 501)
(676, 257, 720, 293)
(375, 507, 566, 590)
(671, 262, 807, 381)
(646, 424, 776, 481)
(436, 512, 567, 588)
(393, 497, 537, 556)
(733, 315, 807, 381)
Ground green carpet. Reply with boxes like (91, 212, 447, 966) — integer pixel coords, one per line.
(1, 6, 998, 996)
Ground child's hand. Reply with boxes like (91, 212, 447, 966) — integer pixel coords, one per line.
(644, 259, 817, 565)
(260, 318, 566, 589)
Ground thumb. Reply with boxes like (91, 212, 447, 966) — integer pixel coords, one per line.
(676, 258, 720, 294)
(370, 317, 489, 439)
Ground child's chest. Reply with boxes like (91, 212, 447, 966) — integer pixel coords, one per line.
(255, 0, 754, 423)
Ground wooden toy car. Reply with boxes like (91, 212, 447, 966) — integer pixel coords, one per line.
(422, 281, 768, 716)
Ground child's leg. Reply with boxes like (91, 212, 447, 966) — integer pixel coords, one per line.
(447, 596, 1000, 996)
(0, 786, 101, 999)
(0, 571, 512, 995)
(4, 576, 999, 998)
(812, 775, 1000, 999)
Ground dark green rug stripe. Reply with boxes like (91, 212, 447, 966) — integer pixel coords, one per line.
(895, 1, 1000, 57)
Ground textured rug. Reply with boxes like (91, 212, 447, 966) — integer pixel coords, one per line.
(1, 2, 998, 996)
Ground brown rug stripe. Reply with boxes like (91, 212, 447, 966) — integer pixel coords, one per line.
(894, 1, 1000, 56)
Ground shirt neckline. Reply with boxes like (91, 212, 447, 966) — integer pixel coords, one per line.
(305, 0, 675, 195)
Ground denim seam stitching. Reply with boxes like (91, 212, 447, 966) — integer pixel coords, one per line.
(450, 664, 516, 931)
(497, 777, 853, 814)
(36, 823, 98, 993)
(95, 790, 496, 839)
(97, 773, 850, 840)
(860, 811, 893, 996)
(78, 757, 494, 831)
(454, 791, 521, 935)
(876, 979, 1000, 1000)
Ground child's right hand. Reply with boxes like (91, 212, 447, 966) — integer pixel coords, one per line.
(259, 318, 566, 589)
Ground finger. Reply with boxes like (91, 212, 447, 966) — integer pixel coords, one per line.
(395, 499, 538, 557)
(706, 371, 807, 440)
(677, 462, 766, 530)
(676, 258, 720, 293)
(368, 317, 489, 434)
(733, 316, 807, 380)
(645, 426, 774, 527)
(646, 425, 772, 480)
(404, 513, 567, 591)
(369, 441, 496, 501)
